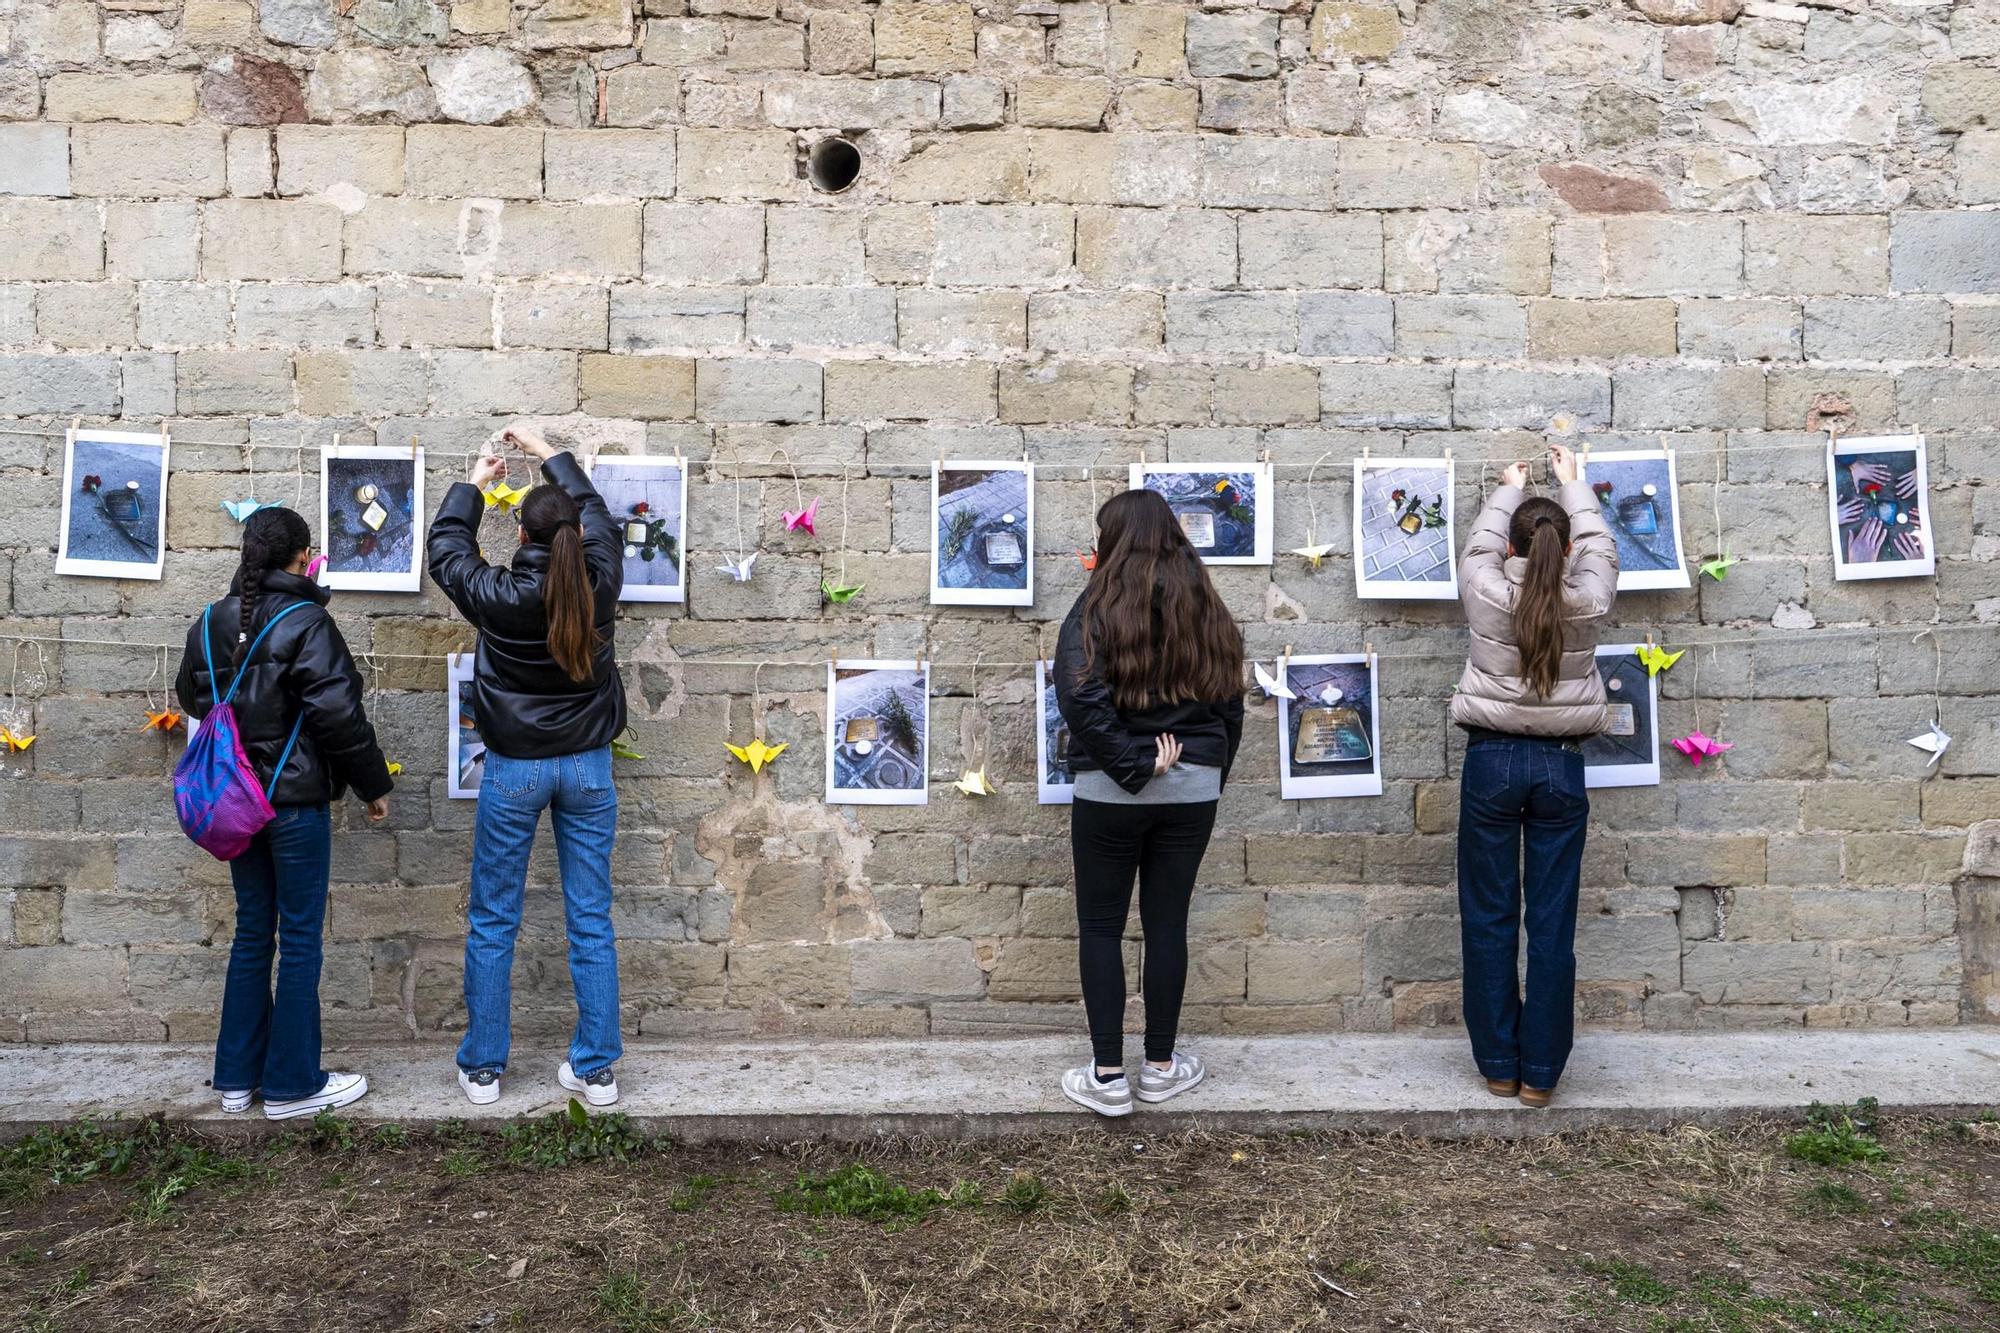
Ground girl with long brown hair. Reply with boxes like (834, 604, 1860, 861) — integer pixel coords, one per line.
(429, 427, 627, 1108)
(1054, 488, 1244, 1116)
(1450, 442, 1617, 1108)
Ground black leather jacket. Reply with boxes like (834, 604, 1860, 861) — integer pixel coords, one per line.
(1054, 592, 1245, 796)
(427, 451, 626, 760)
(175, 570, 395, 808)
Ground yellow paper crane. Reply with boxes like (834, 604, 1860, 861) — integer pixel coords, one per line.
(0, 727, 35, 752)
(1635, 644, 1685, 677)
(726, 739, 788, 774)
(611, 734, 646, 761)
(385, 761, 403, 775)
(953, 767, 997, 797)
(483, 480, 530, 511)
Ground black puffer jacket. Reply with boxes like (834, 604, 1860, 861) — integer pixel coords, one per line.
(174, 570, 395, 808)
(427, 451, 626, 760)
(1054, 591, 1245, 796)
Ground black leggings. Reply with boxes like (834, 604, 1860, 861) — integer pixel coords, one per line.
(1070, 797, 1220, 1068)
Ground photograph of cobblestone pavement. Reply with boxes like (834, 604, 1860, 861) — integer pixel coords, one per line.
(1355, 460, 1457, 597)
(932, 462, 1031, 604)
(826, 661, 928, 803)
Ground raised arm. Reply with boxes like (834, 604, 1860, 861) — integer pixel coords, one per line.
(1461, 470, 1528, 613)
(425, 466, 496, 627)
(1054, 604, 1159, 795)
(1556, 479, 1618, 620)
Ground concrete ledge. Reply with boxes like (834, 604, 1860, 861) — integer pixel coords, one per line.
(2, 1030, 1994, 1142)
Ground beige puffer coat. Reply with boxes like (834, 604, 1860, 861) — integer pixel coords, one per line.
(1449, 480, 1619, 738)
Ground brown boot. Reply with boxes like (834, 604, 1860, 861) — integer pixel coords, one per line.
(1485, 1078, 1520, 1097)
(1519, 1085, 1554, 1108)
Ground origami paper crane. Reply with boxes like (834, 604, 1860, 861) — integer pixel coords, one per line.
(0, 727, 35, 752)
(953, 767, 996, 797)
(482, 480, 530, 511)
(1699, 553, 1741, 581)
(1636, 644, 1684, 677)
(1670, 731, 1733, 766)
(220, 499, 271, 523)
(386, 762, 403, 775)
(726, 739, 787, 773)
(1906, 720, 1951, 769)
(1078, 549, 1097, 572)
(141, 708, 183, 733)
(821, 578, 863, 604)
(1253, 662, 1295, 700)
(716, 552, 758, 582)
(783, 498, 820, 536)
(611, 735, 646, 761)
(1290, 541, 1335, 570)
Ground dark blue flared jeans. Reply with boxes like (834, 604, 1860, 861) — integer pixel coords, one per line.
(215, 803, 332, 1102)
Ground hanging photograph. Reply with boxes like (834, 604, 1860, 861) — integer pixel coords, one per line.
(589, 456, 688, 605)
(1580, 449, 1689, 591)
(825, 659, 929, 806)
(57, 427, 170, 580)
(1277, 653, 1384, 800)
(1583, 643, 1660, 789)
(1127, 461, 1273, 566)
(1035, 658, 1075, 805)
(1353, 457, 1457, 600)
(1827, 434, 1934, 582)
(320, 444, 423, 592)
(447, 651, 486, 800)
(932, 460, 1034, 607)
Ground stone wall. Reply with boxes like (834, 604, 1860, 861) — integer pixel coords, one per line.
(0, 0, 1994, 1045)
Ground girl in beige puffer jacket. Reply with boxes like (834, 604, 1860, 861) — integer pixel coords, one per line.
(1451, 443, 1618, 1110)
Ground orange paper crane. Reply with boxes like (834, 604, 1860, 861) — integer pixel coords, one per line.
(142, 708, 183, 733)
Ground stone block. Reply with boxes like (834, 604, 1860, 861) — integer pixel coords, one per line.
(201, 199, 343, 280)
(493, 204, 642, 279)
(694, 357, 821, 422)
(72, 125, 228, 198)
(1602, 215, 1742, 297)
(644, 202, 766, 284)
(1394, 295, 1525, 359)
(874, 2, 974, 74)
(677, 128, 797, 201)
(235, 282, 376, 347)
(933, 205, 1073, 285)
(431, 349, 578, 414)
(295, 349, 430, 415)
(1166, 291, 1295, 354)
(276, 125, 406, 196)
(998, 361, 1133, 425)
(1338, 140, 1478, 209)
(1017, 75, 1112, 130)
(1320, 363, 1452, 429)
(0, 125, 70, 197)
(1076, 207, 1235, 288)
(1109, 4, 1185, 78)
(0, 201, 101, 281)
(1239, 210, 1381, 290)
(1683, 940, 1830, 1005)
(1745, 215, 1888, 296)
(1804, 298, 1950, 362)
(847, 938, 985, 1004)
(1611, 365, 1767, 430)
(580, 353, 695, 419)
(1677, 299, 1802, 361)
(902, 290, 1026, 354)
(46, 72, 198, 124)
(767, 209, 865, 284)
(426, 47, 537, 125)
(747, 287, 897, 349)
(1310, 3, 1402, 59)
(405, 124, 543, 198)
(1892, 212, 2000, 294)
(1298, 292, 1393, 357)
(176, 348, 295, 414)
(611, 286, 744, 349)
(1453, 368, 1611, 431)
(1202, 137, 1340, 210)
(1247, 938, 1361, 1003)
(1529, 298, 1677, 359)
(1185, 11, 1278, 78)
(344, 199, 474, 278)
(545, 129, 678, 200)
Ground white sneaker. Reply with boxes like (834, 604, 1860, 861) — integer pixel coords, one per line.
(219, 1089, 254, 1114)
(558, 1060, 618, 1107)
(264, 1072, 368, 1121)
(459, 1068, 501, 1105)
(1135, 1050, 1206, 1104)
(1060, 1064, 1133, 1118)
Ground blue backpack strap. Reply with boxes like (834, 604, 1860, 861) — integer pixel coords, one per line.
(200, 605, 215, 688)
(267, 711, 307, 802)
(217, 600, 312, 706)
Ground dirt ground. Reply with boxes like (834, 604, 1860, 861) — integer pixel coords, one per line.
(3, 1103, 1996, 1332)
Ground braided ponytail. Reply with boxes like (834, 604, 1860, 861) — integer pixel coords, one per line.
(234, 507, 312, 664)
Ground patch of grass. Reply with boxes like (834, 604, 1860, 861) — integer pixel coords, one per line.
(998, 1170, 1047, 1213)
(775, 1162, 948, 1225)
(1097, 1181, 1131, 1214)
(1902, 1211, 2000, 1305)
(297, 1110, 357, 1154)
(369, 1123, 410, 1150)
(1, 1120, 141, 1198)
(1786, 1097, 1887, 1168)
(440, 1149, 486, 1177)
(500, 1099, 647, 1168)
(1802, 1180, 1870, 1216)
(1581, 1257, 1676, 1306)
(667, 1173, 719, 1213)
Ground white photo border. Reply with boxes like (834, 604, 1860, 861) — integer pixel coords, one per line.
(1034, 658, 1074, 806)
(1277, 652, 1384, 800)
(446, 651, 484, 801)
(1583, 642, 1661, 790)
(588, 455, 690, 605)
(319, 443, 425, 593)
(1578, 448, 1691, 592)
(1353, 456, 1459, 601)
(930, 459, 1035, 607)
(825, 659, 930, 807)
(1827, 433, 1934, 583)
(57, 427, 170, 581)
(1126, 461, 1274, 566)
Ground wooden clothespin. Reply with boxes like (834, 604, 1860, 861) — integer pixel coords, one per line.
(1658, 432, 1672, 453)
(409, 433, 419, 460)
(332, 431, 342, 451)
(1281, 642, 1293, 671)
(1645, 630, 1656, 648)
(1365, 639, 1375, 667)
(1442, 446, 1453, 461)
(1361, 444, 1371, 460)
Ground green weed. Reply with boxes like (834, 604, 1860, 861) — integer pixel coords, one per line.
(1581, 1258, 1675, 1306)
(1802, 1180, 1870, 1216)
(1785, 1097, 1887, 1168)
(668, 1173, 719, 1213)
(775, 1162, 948, 1225)
(1097, 1181, 1131, 1214)
(499, 1099, 647, 1168)
(999, 1170, 1048, 1213)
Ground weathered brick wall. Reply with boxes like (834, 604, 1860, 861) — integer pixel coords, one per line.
(0, 0, 1994, 1045)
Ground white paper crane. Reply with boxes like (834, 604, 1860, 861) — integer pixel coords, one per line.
(1906, 719, 1951, 769)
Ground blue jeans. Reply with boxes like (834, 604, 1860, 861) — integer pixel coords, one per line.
(215, 803, 332, 1102)
(457, 746, 621, 1077)
(1457, 736, 1589, 1090)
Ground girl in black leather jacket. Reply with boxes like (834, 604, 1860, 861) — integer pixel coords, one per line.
(176, 506, 393, 1121)
(427, 428, 629, 1108)
(1054, 488, 1245, 1118)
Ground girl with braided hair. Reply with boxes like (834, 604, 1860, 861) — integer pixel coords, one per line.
(1449, 443, 1618, 1109)
(176, 506, 395, 1120)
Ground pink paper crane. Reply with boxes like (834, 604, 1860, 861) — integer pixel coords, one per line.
(783, 496, 820, 536)
(1670, 731, 1734, 766)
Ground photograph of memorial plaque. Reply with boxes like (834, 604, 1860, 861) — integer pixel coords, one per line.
(320, 444, 423, 592)
(1583, 643, 1660, 789)
(589, 456, 688, 604)
(1580, 449, 1689, 591)
(1277, 653, 1383, 800)
(1354, 457, 1457, 600)
(447, 651, 485, 800)
(57, 428, 170, 581)
(1035, 658, 1074, 805)
(1827, 434, 1934, 582)
(932, 460, 1034, 606)
(1127, 462, 1273, 565)
(825, 660, 929, 805)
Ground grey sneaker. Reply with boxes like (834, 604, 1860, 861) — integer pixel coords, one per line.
(1060, 1064, 1133, 1118)
(1135, 1051, 1205, 1104)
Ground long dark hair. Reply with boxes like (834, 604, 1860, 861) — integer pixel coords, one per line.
(1509, 496, 1571, 700)
(520, 484, 599, 684)
(235, 507, 311, 664)
(1078, 488, 1243, 711)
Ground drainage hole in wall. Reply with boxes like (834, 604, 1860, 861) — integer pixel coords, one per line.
(807, 137, 862, 194)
